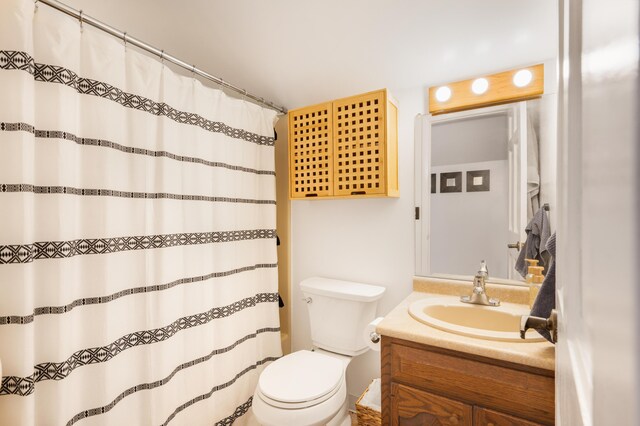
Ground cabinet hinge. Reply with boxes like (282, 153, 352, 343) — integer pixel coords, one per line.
(415, 207, 420, 220)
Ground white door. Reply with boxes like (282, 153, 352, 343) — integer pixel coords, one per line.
(506, 102, 527, 280)
(556, 0, 638, 425)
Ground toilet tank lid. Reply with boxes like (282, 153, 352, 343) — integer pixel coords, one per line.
(300, 277, 385, 302)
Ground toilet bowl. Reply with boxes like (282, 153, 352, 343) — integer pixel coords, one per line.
(252, 277, 385, 426)
(252, 350, 351, 426)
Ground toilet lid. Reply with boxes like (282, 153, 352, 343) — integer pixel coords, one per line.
(258, 350, 344, 404)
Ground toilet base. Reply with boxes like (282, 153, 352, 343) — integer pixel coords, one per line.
(325, 398, 349, 426)
(252, 398, 350, 426)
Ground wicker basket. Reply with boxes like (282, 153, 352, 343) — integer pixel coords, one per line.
(355, 379, 382, 426)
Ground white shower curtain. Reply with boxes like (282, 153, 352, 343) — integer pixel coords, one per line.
(0, 1, 281, 424)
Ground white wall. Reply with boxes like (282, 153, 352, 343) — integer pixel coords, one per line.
(289, 87, 422, 404)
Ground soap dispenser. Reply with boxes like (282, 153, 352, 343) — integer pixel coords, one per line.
(524, 259, 538, 285)
(525, 259, 545, 308)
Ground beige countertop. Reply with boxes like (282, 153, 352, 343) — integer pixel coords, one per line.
(377, 277, 556, 371)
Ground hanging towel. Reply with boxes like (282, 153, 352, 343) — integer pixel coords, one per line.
(515, 207, 551, 278)
(530, 233, 557, 342)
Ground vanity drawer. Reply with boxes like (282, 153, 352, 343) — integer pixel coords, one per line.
(391, 383, 472, 426)
(388, 340, 554, 425)
(474, 407, 545, 426)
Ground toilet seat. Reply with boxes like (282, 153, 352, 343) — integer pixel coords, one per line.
(252, 377, 348, 426)
(257, 350, 344, 409)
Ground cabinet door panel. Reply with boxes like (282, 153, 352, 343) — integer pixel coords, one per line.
(288, 102, 333, 198)
(474, 407, 546, 426)
(391, 383, 472, 426)
(333, 90, 387, 196)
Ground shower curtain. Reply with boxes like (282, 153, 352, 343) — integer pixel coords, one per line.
(0, 1, 281, 424)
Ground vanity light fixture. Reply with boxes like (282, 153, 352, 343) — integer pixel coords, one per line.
(513, 69, 533, 87)
(428, 63, 544, 115)
(471, 78, 489, 95)
(435, 86, 452, 102)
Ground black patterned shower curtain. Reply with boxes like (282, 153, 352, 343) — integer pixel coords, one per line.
(0, 1, 281, 424)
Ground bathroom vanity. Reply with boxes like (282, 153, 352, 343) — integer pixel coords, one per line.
(378, 279, 555, 425)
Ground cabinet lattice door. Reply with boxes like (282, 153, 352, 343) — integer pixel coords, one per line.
(333, 90, 387, 196)
(288, 102, 333, 198)
(287, 89, 398, 199)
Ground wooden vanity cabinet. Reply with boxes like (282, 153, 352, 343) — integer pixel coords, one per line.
(382, 336, 554, 426)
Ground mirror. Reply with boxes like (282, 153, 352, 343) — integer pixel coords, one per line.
(415, 95, 557, 283)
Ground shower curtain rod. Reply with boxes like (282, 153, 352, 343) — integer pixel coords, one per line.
(37, 0, 288, 114)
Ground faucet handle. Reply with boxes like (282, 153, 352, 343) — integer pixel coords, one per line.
(520, 310, 558, 342)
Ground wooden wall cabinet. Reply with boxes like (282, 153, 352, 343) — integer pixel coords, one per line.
(288, 89, 398, 199)
(382, 336, 555, 426)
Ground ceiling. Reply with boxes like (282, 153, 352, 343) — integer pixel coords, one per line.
(59, 0, 558, 111)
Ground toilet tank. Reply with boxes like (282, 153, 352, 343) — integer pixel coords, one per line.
(300, 277, 385, 356)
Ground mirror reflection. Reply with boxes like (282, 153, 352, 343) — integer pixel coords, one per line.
(416, 96, 557, 282)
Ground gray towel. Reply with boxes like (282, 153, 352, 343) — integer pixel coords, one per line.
(530, 233, 556, 343)
(515, 207, 551, 278)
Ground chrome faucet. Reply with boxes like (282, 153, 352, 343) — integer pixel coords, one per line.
(460, 261, 500, 306)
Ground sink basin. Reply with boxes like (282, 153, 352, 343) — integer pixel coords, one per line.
(408, 296, 544, 342)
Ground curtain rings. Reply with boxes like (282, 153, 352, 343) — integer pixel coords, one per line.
(191, 65, 197, 80)
(159, 50, 164, 65)
(79, 10, 84, 32)
(123, 32, 128, 50)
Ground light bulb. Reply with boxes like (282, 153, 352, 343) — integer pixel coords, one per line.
(471, 78, 489, 95)
(513, 69, 533, 87)
(435, 86, 452, 102)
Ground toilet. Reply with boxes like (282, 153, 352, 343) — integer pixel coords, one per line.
(252, 277, 385, 426)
